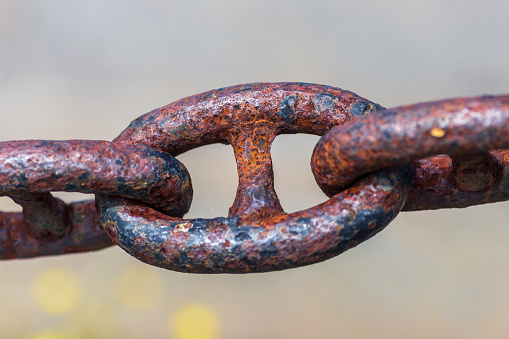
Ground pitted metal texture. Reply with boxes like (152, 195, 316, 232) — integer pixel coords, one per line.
(311, 95, 509, 210)
(0, 82, 507, 274)
(0, 140, 191, 258)
(99, 83, 411, 272)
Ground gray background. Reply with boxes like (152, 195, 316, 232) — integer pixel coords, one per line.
(0, 1, 508, 338)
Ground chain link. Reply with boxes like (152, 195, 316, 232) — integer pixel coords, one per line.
(312, 94, 509, 210)
(1, 83, 507, 272)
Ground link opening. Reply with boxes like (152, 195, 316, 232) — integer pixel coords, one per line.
(272, 134, 327, 213)
(176, 144, 237, 219)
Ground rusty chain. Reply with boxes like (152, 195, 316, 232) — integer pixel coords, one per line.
(0, 82, 507, 273)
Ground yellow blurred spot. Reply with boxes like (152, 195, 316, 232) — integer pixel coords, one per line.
(430, 127, 445, 138)
(170, 303, 220, 339)
(32, 268, 82, 315)
(26, 330, 74, 339)
(116, 265, 163, 310)
(74, 301, 117, 339)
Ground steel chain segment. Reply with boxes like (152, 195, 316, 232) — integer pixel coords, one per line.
(0, 140, 192, 258)
(1, 82, 507, 271)
(97, 83, 413, 273)
(407, 150, 509, 210)
(0, 201, 110, 259)
(311, 95, 509, 210)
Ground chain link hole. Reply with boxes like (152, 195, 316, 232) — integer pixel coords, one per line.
(51, 192, 95, 204)
(176, 144, 238, 218)
(0, 193, 95, 213)
(272, 134, 328, 213)
(0, 196, 21, 212)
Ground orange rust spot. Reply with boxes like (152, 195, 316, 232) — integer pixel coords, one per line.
(430, 127, 445, 138)
(224, 240, 230, 247)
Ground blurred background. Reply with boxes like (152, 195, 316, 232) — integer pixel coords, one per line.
(0, 1, 508, 338)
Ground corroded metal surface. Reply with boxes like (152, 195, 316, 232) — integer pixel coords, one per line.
(0, 200, 112, 259)
(99, 82, 413, 272)
(311, 95, 509, 210)
(0, 140, 192, 216)
(1, 83, 508, 272)
(404, 150, 509, 210)
(0, 140, 191, 257)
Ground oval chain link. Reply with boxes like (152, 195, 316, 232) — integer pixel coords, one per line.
(98, 83, 412, 273)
